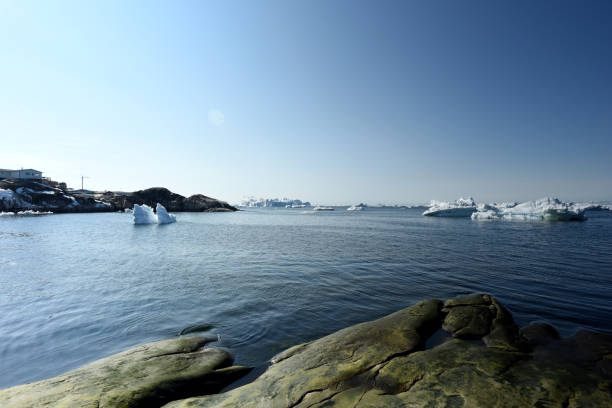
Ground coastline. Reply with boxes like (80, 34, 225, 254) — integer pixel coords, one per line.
(0, 179, 237, 214)
(2, 294, 610, 407)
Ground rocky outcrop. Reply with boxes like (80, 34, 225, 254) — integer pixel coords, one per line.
(108, 188, 236, 212)
(1, 295, 610, 407)
(0, 179, 111, 213)
(0, 180, 236, 213)
(166, 295, 611, 408)
(0, 337, 251, 408)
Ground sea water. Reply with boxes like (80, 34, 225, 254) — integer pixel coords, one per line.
(1, 208, 611, 388)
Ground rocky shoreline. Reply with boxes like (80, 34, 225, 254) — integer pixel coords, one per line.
(0, 179, 236, 214)
(1, 294, 610, 407)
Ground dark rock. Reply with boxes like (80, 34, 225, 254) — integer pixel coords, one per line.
(0, 180, 236, 213)
(520, 322, 560, 347)
(108, 188, 236, 212)
(442, 305, 494, 338)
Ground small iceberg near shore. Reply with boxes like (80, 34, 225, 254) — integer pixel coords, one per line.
(133, 203, 176, 224)
(422, 197, 477, 217)
(156, 203, 176, 224)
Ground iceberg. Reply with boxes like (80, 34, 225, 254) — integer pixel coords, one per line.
(132, 203, 177, 224)
(347, 203, 367, 211)
(471, 198, 586, 221)
(133, 204, 158, 224)
(239, 197, 311, 208)
(569, 202, 612, 212)
(156, 203, 176, 224)
(422, 197, 477, 217)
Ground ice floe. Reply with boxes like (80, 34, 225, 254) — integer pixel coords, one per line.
(16, 210, 53, 216)
(133, 203, 176, 224)
(422, 197, 477, 217)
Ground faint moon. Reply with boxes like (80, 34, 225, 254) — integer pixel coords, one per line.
(208, 109, 225, 127)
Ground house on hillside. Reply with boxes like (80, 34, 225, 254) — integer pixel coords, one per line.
(0, 168, 43, 180)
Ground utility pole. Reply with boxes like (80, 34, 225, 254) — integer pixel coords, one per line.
(81, 175, 90, 191)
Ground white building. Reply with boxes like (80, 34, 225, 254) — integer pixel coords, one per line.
(0, 168, 43, 180)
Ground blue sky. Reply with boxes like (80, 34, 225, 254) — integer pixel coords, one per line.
(1, 1, 610, 204)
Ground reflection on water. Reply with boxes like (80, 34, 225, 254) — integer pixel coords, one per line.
(0, 208, 611, 389)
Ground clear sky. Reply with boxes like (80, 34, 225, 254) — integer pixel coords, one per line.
(1, 1, 610, 205)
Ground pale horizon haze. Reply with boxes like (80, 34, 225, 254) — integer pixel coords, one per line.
(1, 1, 611, 205)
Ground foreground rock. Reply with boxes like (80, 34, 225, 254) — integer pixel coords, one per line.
(1, 295, 610, 407)
(0, 337, 250, 408)
(166, 295, 611, 408)
(0, 179, 236, 213)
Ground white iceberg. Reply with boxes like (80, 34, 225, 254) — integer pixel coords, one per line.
(156, 203, 176, 224)
(132, 203, 177, 224)
(347, 203, 367, 211)
(422, 197, 477, 217)
(471, 198, 586, 221)
(133, 204, 158, 224)
(569, 202, 612, 212)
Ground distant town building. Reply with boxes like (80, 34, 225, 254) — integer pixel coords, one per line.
(0, 168, 43, 180)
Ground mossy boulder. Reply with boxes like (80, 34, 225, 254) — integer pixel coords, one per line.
(164, 299, 444, 408)
(0, 336, 250, 408)
(164, 295, 612, 408)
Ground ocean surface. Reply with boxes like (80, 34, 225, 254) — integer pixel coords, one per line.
(1, 207, 611, 389)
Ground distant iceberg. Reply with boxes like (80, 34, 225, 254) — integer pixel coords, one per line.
(347, 203, 367, 211)
(471, 198, 587, 221)
(239, 197, 311, 208)
(423, 197, 598, 221)
(569, 202, 612, 212)
(156, 203, 176, 224)
(422, 197, 477, 217)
